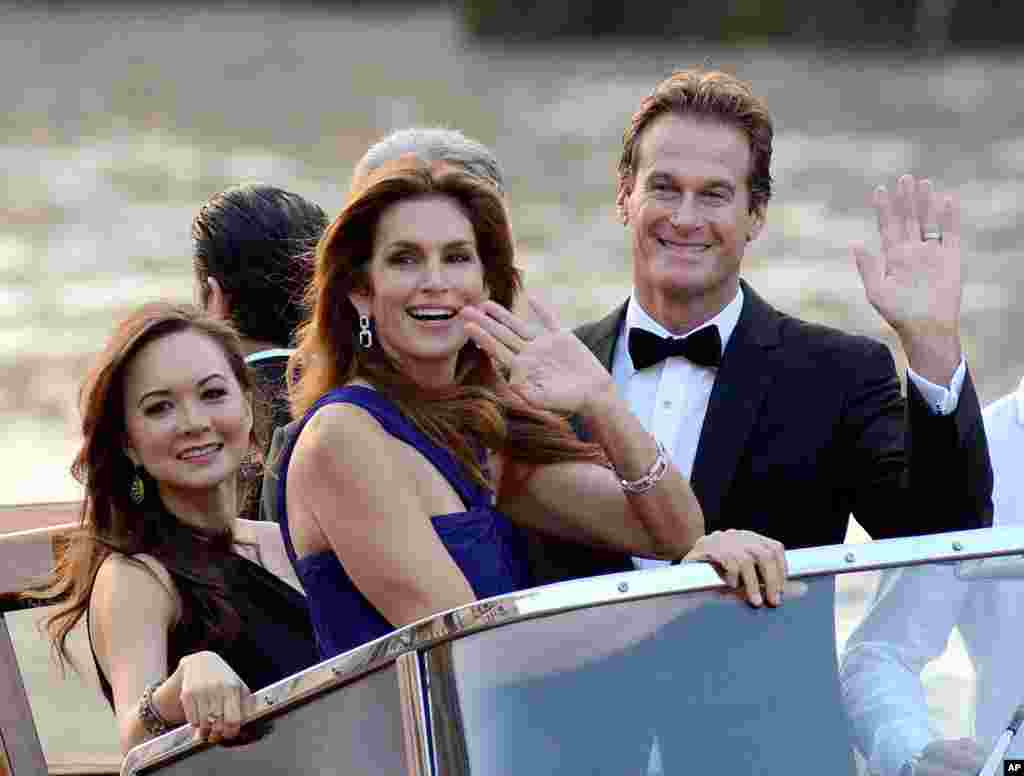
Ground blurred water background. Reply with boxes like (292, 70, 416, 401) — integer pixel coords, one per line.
(2, 1, 1022, 769)
(4, 2, 1024, 507)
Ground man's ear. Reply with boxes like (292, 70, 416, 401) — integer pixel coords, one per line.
(746, 206, 766, 243)
(615, 178, 633, 225)
(206, 276, 232, 321)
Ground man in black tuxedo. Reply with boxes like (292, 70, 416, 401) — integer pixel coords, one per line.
(528, 68, 992, 586)
(513, 68, 993, 775)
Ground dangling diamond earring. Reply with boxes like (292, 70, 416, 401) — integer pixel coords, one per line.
(358, 315, 373, 350)
(129, 468, 145, 504)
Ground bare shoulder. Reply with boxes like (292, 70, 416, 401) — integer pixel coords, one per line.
(290, 395, 431, 534)
(95, 552, 174, 595)
(91, 552, 180, 626)
(294, 401, 393, 475)
(304, 401, 386, 446)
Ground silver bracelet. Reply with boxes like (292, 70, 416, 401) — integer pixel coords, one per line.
(617, 439, 670, 494)
(139, 678, 172, 738)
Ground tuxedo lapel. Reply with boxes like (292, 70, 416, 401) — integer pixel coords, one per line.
(691, 282, 781, 528)
(575, 290, 781, 529)
(574, 302, 627, 370)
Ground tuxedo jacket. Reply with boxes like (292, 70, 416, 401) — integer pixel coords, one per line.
(526, 280, 994, 585)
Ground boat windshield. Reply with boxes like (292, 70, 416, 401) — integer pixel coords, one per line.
(5, 526, 1022, 776)
(425, 561, 991, 776)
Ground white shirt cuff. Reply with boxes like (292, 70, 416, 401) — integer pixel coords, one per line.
(907, 357, 966, 416)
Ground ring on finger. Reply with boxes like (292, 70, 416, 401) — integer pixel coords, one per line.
(206, 711, 223, 724)
(921, 227, 942, 242)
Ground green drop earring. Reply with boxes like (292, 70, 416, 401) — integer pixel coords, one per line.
(129, 467, 145, 505)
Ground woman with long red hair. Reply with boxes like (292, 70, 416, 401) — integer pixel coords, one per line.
(275, 159, 717, 659)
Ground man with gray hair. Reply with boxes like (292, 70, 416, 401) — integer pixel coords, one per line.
(351, 126, 505, 194)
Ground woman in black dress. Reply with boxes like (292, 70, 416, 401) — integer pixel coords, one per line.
(30, 303, 317, 753)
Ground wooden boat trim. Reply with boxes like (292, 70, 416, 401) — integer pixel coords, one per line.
(0, 616, 48, 776)
(0, 502, 79, 603)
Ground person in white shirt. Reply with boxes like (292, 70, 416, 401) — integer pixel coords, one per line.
(841, 380, 1024, 776)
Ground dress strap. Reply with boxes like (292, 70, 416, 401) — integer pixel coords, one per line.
(85, 609, 116, 709)
(275, 386, 493, 564)
(324, 386, 490, 510)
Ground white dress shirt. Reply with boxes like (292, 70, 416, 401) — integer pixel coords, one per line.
(840, 379, 1024, 776)
(612, 290, 743, 570)
(610, 286, 967, 571)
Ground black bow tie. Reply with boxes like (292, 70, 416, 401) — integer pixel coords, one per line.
(628, 325, 722, 370)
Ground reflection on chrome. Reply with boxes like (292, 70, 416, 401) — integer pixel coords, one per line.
(6, 525, 1024, 776)
(956, 554, 1024, 580)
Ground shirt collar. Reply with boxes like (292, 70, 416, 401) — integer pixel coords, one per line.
(245, 348, 294, 365)
(624, 286, 744, 363)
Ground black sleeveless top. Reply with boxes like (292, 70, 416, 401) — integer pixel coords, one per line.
(90, 549, 319, 708)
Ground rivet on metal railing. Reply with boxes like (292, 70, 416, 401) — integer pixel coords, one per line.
(844, 552, 856, 563)
(617, 582, 629, 593)
(952, 541, 964, 552)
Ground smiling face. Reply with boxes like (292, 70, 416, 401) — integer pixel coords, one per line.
(619, 113, 765, 333)
(349, 194, 488, 387)
(122, 328, 252, 508)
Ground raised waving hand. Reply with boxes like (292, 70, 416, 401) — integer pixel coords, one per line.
(459, 296, 616, 416)
(852, 174, 963, 385)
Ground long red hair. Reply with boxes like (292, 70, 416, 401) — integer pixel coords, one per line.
(290, 160, 603, 488)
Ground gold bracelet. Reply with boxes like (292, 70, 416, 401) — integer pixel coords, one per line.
(617, 439, 669, 494)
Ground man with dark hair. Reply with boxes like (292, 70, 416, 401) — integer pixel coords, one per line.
(192, 183, 327, 518)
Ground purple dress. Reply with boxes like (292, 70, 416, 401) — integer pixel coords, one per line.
(277, 386, 533, 658)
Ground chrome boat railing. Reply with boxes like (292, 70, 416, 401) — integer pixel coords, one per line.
(105, 525, 1024, 776)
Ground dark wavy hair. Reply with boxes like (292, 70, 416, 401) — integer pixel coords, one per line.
(290, 159, 603, 489)
(193, 184, 327, 347)
(618, 68, 774, 215)
(30, 303, 257, 671)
